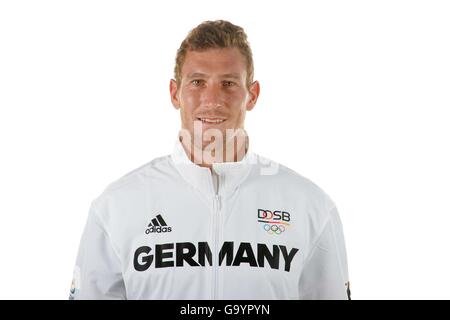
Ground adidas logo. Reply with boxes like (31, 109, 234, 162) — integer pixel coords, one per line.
(145, 214, 172, 234)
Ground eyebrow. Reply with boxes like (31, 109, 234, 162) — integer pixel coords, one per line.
(186, 72, 208, 79)
(186, 72, 242, 80)
(220, 73, 241, 80)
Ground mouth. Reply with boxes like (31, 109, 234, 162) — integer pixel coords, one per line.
(196, 117, 227, 124)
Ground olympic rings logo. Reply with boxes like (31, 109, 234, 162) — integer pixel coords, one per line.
(263, 223, 286, 235)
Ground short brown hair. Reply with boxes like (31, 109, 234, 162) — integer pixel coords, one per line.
(174, 20, 254, 87)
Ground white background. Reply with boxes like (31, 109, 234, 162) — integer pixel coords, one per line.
(1, 0, 449, 299)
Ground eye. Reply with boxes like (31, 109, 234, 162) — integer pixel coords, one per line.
(223, 81, 236, 87)
(191, 79, 204, 86)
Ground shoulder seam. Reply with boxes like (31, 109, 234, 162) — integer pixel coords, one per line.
(300, 204, 336, 268)
(102, 155, 170, 194)
(89, 200, 124, 272)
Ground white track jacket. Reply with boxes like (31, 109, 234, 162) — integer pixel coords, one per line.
(70, 139, 350, 300)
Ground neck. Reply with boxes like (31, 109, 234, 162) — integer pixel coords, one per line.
(179, 131, 249, 169)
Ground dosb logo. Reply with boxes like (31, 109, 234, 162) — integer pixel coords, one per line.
(258, 209, 291, 222)
(257, 209, 291, 235)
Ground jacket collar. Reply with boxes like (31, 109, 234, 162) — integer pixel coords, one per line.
(170, 136, 256, 197)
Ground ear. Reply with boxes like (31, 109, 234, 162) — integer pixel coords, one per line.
(170, 79, 181, 110)
(246, 80, 260, 111)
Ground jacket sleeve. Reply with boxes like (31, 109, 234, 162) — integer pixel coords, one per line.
(298, 205, 351, 300)
(69, 201, 126, 300)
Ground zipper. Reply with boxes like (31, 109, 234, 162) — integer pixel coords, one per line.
(211, 171, 221, 299)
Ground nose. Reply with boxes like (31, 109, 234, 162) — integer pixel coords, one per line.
(200, 83, 223, 108)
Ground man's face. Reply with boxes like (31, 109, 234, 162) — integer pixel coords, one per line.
(170, 48, 259, 149)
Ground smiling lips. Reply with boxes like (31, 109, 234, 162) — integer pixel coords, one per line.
(196, 117, 226, 124)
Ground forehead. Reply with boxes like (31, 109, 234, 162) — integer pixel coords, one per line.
(181, 47, 247, 78)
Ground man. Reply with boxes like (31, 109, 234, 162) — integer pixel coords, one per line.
(70, 20, 351, 300)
